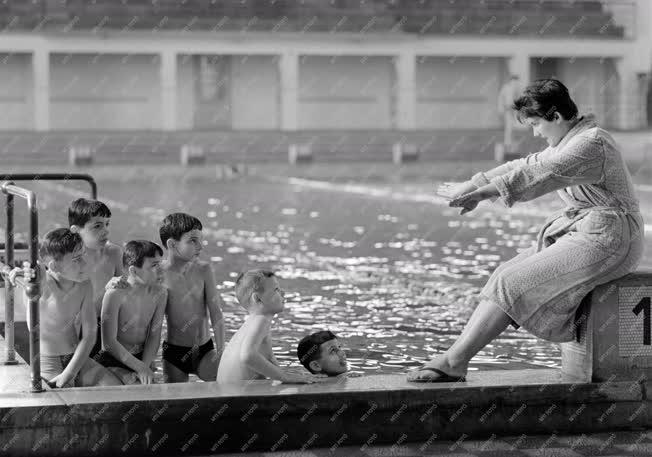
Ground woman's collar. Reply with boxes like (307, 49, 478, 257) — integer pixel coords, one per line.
(555, 114, 597, 150)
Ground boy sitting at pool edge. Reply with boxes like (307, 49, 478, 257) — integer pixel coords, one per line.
(158, 213, 225, 383)
(217, 269, 324, 384)
(69, 198, 123, 359)
(9, 228, 121, 388)
(99, 240, 167, 385)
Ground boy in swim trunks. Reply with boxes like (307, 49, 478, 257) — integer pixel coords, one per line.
(217, 269, 324, 384)
(98, 240, 167, 385)
(159, 213, 224, 382)
(9, 228, 121, 388)
(69, 198, 123, 358)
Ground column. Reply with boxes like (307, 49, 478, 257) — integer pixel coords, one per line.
(614, 57, 641, 130)
(33, 49, 49, 131)
(279, 52, 298, 131)
(507, 52, 531, 85)
(394, 52, 416, 130)
(160, 50, 178, 131)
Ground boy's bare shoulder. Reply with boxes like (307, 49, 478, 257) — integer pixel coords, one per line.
(78, 279, 93, 294)
(192, 259, 212, 273)
(151, 284, 168, 301)
(104, 242, 123, 258)
(103, 286, 129, 302)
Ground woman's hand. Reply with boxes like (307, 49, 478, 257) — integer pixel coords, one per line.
(449, 183, 500, 215)
(449, 189, 487, 215)
(436, 181, 477, 201)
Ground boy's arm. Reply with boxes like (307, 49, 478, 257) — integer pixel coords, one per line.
(202, 263, 225, 356)
(141, 288, 167, 368)
(58, 281, 96, 383)
(101, 289, 147, 372)
(264, 334, 280, 366)
(240, 318, 287, 381)
(111, 244, 123, 277)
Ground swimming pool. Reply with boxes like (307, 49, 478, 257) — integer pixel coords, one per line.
(10, 165, 650, 378)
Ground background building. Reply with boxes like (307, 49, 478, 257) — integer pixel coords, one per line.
(0, 0, 649, 162)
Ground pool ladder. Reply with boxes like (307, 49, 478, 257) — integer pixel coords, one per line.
(0, 174, 96, 392)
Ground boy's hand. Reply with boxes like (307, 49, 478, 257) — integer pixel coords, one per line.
(47, 372, 73, 388)
(281, 370, 325, 384)
(105, 275, 129, 291)
(136, 365, 155, 385)
(8, 262, 36, 286)
(340, 371, 362, 378)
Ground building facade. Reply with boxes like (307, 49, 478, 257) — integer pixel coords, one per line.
(0, 0, 649, 133)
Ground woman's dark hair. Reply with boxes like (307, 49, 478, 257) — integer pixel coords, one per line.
(512, 79, 578, 123)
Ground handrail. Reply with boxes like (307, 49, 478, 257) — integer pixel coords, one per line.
(0, 182, 43, 393)
(0, 174, 97, 200)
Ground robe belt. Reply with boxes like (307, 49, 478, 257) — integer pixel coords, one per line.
(536, 206, 638, 251)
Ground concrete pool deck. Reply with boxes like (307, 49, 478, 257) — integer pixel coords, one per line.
(1, 333, 650, 456)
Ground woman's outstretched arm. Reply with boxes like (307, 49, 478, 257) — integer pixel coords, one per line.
(491, 135, 604, 207)
(469, 147, 549, 188)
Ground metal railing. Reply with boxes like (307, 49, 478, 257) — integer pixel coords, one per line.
(0, 182, 42, 392)
(0, 173, 97, 393)
(0, 173, 97, 200)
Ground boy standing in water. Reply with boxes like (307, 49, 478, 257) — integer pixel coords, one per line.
(159, 213, 225, 382)
(99, 240, 167, 385)
(10, 229, 121, 387)
(217, 269, 323, 384)
(68, 198, 123, 358)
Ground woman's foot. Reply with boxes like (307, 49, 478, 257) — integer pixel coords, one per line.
(407, 355, 468, 383)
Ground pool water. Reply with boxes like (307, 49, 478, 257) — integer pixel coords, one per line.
(13, 168, 640, 377)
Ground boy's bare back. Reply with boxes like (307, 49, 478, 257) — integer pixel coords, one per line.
(217, 315, 273, 383)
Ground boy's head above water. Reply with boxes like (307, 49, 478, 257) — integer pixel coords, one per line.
(40, 228, 87, 282)
(159, 213, 203, 261)
(68, 198, 111, 250)
(297, 331, 348, 376)
(123, 240, 164, 286)
(234, 269, 285, 314)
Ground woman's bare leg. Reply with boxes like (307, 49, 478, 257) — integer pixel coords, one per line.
(408, 298, 513, 380)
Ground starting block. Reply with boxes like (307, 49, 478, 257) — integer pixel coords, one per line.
(68, 145, 94, 166)
(288, 144, 313, 164)
(562, 271, 652, 382)
(392, 142, 418, 164)
(180, 144, 206, 166)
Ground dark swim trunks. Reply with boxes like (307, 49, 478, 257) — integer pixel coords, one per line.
(162, 339, 215, 374)
(96, 350, 144, 372)
(89, 318, 102, 358)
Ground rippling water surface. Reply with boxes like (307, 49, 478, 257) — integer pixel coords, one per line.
(18, 171, 609, 377)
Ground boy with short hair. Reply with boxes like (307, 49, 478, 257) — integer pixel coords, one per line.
(158, 213, 225, 383)
(68, 198, 123, 357)
(99, 240, 167, 385)
(10, 228, 121, 388)
(297, 330, 350, 377)
(217, 269, 324, 384)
